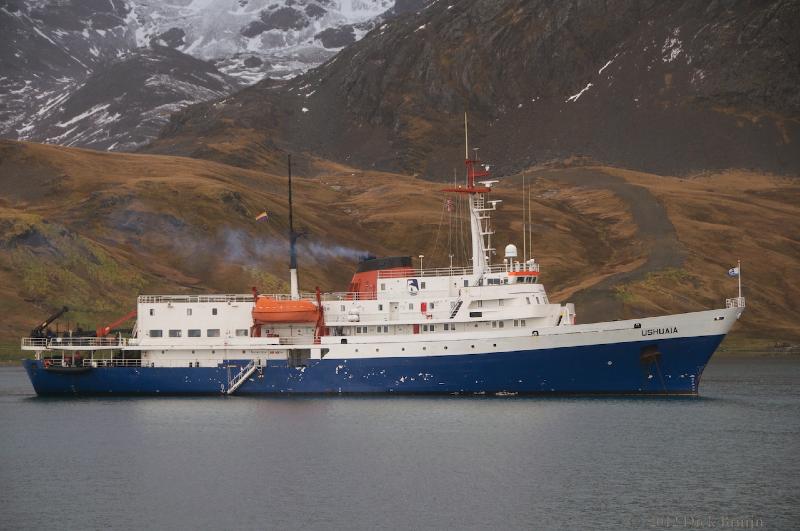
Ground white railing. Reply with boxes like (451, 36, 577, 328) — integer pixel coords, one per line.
(138, 294, 255, 304)
(21, 338, 48, 349)
(377, 262, 539, 279)
(726, 297, 746, 308)
(81, 359, 143, 368)
(47, 337, 129, 348)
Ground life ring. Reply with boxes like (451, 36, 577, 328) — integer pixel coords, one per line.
(43, 359, 52, 368)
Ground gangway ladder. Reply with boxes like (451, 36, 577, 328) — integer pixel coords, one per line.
(226, 360, 258, 395)
(450, 299, 463, 319)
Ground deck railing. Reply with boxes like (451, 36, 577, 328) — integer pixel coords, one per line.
(21, 338, 48, 349)
(47, 337, 129, 348)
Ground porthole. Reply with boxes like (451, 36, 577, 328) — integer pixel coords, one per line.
(355, 349, 359, 352)
(444, 346, 448, 350)
(401, 347, 405, 351)
(471, 345, 475, 348)
(493, 344, 496, 347)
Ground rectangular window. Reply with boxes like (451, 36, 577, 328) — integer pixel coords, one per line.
(186, 308, 192, 316)
(526, 297, 531, 305)
(492, 321, 497, 328)
(408, 303, 414, 310)
(499, 321, 504, 328)
(444, 323, 449, 331)
(381, 283, 386, 290)
(378, 304, 383, 311)
(535, 297, 540, 304)
(188, 329, 201, 337)
(340, 305, 345, 311)
(543, 296, 548, 303)
(235, 329, 249, 337)
(383, 326, 388, 333)
(207, 329, 220, 337)
(169, 329, 182, 338)
(514, 320, 519, 327)
(430, 302, 435, 309)
(464, 280, 469, 287)
(499, 299, 504, 306)
(430, 325, 435, 331)
(212, 308, 218, 315)
(420, 281, 426, 289)
(149, 330, 162, 338)
(521, 320, 526, 326)
(149, 308, 155, 316)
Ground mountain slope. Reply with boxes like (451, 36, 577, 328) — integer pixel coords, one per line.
(0, 0, 420, 151)
(1, 139, 798, 346)
(150, 0, 800, 176)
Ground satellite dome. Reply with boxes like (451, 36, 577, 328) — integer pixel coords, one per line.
(504, 244, 518, 258)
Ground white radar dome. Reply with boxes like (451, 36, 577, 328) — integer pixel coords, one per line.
(504, 244, 518, 258)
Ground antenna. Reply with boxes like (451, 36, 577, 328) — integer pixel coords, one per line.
(522, 174, 527, 263)
(528, 175, 533, 261)
(288, 154, 299, 299)
(464, 112, 469, 160)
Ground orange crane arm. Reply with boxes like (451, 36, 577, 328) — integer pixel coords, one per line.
(96, 309, 137, 337)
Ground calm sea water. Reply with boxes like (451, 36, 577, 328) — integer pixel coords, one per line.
(1, 357, 798, 531)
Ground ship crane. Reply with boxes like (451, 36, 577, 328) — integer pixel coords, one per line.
(96, 309, 137, 337)
(30, 306, 68, 338)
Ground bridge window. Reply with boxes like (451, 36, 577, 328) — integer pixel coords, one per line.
(169, 329, 182, 338)
(235, 329, 249, 337)
(149, 330, 163, 338)
(207, 329, 220, 337)
(188, 329, 201, 337)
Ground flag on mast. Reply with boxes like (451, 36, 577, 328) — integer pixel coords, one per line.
(255, 211, 269, 222)
(727, 266, 740, 278)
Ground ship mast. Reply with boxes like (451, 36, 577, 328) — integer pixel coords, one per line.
(443, 113, 496, 278)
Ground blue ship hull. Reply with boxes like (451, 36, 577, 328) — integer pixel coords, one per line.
(22, 334, 724, 396)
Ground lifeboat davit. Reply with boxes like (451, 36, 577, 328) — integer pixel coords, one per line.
(252, 297, 319, 324)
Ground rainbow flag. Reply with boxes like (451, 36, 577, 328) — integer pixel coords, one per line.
(255, 211, 269, 222)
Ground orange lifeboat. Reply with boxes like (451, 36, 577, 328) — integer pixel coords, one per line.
(252, 297, 319, 324)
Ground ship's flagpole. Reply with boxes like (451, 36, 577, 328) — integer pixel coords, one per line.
(738, 258, 742, 299)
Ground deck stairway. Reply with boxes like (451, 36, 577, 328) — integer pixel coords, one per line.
(449, 299, 463, 319)
(226, 360, 257, 395)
